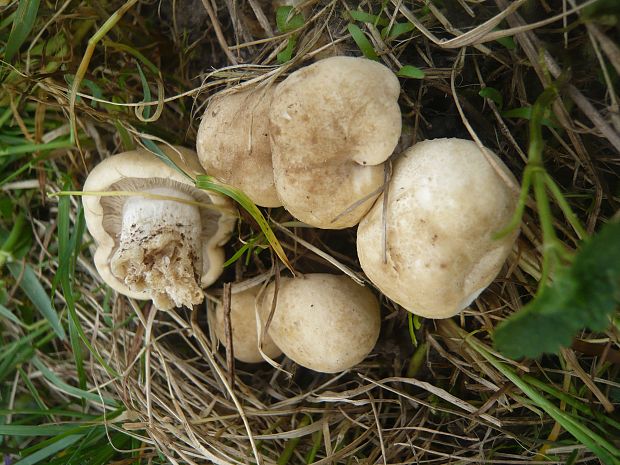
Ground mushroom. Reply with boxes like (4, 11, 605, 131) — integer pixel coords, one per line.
(260, 274, 380, 373)
(197, 87, 281, 207)
(269, 56, 401, 228)
(210, 285, 282, 363)
(357, 138, 519, 319)
(82, 146, 237, 311)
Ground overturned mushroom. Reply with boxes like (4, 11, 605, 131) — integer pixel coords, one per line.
(210, 285, 282, 363)
(357, 138, 519, 319)
(260, 273, 380, 373)
(197, 87, 281, 207)
(82, 146, 237, 310)
(269, 56, 401, 228)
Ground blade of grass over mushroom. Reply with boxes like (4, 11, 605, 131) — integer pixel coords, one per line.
(50, 190, 228, 214)
(196, 175, 292, 272)
(494, 220, 620, 359)
(347, 24, 379, 61)
(140, 138, 192, 180)
(6, 262, 66, 340)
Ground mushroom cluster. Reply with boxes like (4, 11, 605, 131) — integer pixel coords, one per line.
(199, 57, 518, 372)
(82, 56, 519, 374)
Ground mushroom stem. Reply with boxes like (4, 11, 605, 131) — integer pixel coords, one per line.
(109, 187, 204, 310)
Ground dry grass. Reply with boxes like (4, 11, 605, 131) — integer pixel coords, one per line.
(2, 0, 619, 464)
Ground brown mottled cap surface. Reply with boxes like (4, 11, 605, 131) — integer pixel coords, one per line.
(197, 87, 281, 207)
(269, 56, 401, 229)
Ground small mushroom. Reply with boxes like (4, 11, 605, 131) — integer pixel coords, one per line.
(197, 87, 281, 207)
(357, 138, 519, 319)
(269, 56, 401, 228)
(82, 146, 237, 310)
(210, 286, 282, 363)
(260, 274, 380, 373)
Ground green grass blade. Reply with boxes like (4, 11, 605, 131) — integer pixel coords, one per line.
(277, 416, 311, 465)
(457, 324, 620, 464)
(0, 303, 23, 326)
(3, 0, 41, 62)
(55, 184, 87, 391)
(195, 175, 293, 272)
(0, 425, 78, 436)
(17, 366, 51, 419)
(348, 10, 389, 26)
(6, 262, 66, 340)
(14, 434, 83, 465)
(397, 65, 425, 79)
(31, 357, 116, 406)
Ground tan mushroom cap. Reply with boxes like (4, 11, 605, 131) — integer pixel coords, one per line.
(260, 274, 381, 373)
(210, 286, 282, 363)
(197, 87, 281, 207)
(269, 56, 401, 229)
(357, 138, 519, 319)
(82, 146, 236, 305)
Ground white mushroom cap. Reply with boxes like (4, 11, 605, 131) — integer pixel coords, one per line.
(82, 146, 237, 310)
(260, 274, 381, 373)
(357, 138, 519, 319)
(210, 286, 282, 363)
(197, 87, 281, 207)
(269, 56, 401, 229)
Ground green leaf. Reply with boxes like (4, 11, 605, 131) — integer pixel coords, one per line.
(3, 0, 41, 62)
(479, 86, 504, 109)
(494, 221, 620, 359)
(277, 36, 297, 64)
(7, 262, 66, 340)
(382, 22, 415, 39)
(276, 6, 304, 33)
(397, 65, 425, 79)
(347, 24, 379, 61)
(348, 10, 389, 26)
